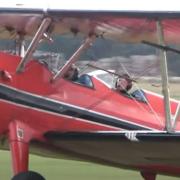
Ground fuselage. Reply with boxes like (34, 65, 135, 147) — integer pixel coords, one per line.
(0, 51, 179, 134)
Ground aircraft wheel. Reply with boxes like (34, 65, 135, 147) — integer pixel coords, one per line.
(11, 171, 45, 180)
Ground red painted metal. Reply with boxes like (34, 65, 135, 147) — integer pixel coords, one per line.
(141, 172, 157, 180)
(9, 121, 29, 175)
(9, 141, 29, 175)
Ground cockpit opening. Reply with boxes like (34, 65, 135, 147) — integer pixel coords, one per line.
(90, 70, 147, 103)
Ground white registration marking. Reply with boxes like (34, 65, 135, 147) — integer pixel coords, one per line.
(125, 131, 139, 142)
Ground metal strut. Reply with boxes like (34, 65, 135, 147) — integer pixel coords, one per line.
(51, 35, 96, 82)
(156, 20, 172, 132)
(16, 35, 25, 57)
(16, 17, 52, 73)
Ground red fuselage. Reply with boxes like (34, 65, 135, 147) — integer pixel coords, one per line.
(0, 51, 179, 133)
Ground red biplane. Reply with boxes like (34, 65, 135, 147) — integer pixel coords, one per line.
(0, 1, 180, 180)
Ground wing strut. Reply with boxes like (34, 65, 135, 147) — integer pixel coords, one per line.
(16, 35, 25, 57)
(16, 18, 52, 73)
(172, 103, 180, 130)
(51, 35, 96, 82)
(156, 20, 172, 132)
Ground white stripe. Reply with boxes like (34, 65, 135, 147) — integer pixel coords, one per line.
(96, 130, 180, 134)
(3, 0, 180, 12)
(0, 99, 121, 130)
(96, 130, 165, 133)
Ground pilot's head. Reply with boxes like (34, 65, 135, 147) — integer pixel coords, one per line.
(115, 74, 132, 93)
(64, 64, 79, 81)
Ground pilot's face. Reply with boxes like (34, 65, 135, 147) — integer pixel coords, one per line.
(65, 68, 75, 79)
(116, 78, 128, 91)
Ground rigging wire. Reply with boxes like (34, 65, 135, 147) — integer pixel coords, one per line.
(119, 63, 164, 129)
(78, 39, 164, 129)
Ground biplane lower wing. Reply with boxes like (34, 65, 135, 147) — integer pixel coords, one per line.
(44, 131, 180, 176)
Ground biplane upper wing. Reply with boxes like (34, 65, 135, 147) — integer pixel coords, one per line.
(1, 1, 180, 43)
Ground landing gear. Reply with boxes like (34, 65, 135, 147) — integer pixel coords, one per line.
(11, 171, 45, 180)
(8, 120, 45, 180)
(141, 171, 157, 180)
(9, 121, 30, 174)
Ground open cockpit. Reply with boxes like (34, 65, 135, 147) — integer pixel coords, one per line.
(88, 69, 147, 102)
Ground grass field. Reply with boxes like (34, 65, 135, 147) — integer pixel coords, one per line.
(1, 83, 180, 180)
(139, 82, 180, 100)
(0, 150, 180, 180)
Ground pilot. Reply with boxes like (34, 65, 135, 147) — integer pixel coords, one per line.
(64, 64, 79, 81)
(115, 74, 132, 94)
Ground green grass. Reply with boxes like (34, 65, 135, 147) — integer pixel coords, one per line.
(139, 82, 180, 100)
(0, 150, 180, 180)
